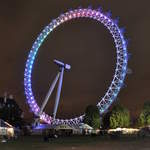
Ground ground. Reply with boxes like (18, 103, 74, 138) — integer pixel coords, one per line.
(0, 136, 150, 150)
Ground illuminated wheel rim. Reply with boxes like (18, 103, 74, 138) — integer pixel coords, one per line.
(24, 8, 128, 126)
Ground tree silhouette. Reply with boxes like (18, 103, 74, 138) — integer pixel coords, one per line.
(109, 104, 130, 129)
(83, 105, 100, 129)
(138, 101, 150, 127)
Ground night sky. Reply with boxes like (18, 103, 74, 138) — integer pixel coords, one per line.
(0, 0, 150, 120)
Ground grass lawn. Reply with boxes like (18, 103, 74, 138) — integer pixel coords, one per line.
(0, 135, 150, 150)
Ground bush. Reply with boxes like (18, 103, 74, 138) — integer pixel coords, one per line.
(109, 105, 130, 129)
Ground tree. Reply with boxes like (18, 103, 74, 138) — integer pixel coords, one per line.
(102, 111, 111, 129)
(83, 105, 100, 129)
(109, 105, 130, 129)
(138, 101, 150, 127)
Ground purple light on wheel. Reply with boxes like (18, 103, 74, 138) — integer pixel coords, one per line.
(24, 7, 128, 125)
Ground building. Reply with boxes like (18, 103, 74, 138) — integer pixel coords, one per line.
(0, 94, 23, 128)
(0, 119, 14, 138)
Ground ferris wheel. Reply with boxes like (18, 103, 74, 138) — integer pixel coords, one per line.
(24, 7, 128, 126)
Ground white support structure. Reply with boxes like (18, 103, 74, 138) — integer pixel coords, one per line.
(38, 72, 60, 117)
(53, 67, 64, 119)
(37, 59, 71, 122)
